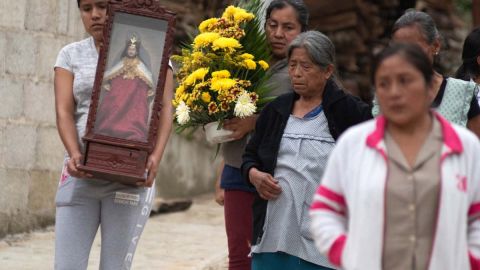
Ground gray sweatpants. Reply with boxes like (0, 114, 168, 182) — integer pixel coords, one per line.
(54, 170, 154, 270)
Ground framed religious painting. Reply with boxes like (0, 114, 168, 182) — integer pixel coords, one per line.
(78, 0, 176, 185)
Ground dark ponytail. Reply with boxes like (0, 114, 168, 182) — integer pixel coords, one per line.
(455, 63, 471, 81)
(455, 27, 480, 81)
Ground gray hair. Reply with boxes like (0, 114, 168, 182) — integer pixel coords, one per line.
(392, 10, 439, 44)
(287, 31, 336, 68)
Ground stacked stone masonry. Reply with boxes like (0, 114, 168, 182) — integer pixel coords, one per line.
(0, 0, 221, 239)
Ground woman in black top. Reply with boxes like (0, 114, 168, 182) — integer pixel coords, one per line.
(242, 31, 371, 270)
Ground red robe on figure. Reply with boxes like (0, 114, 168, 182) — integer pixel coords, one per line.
(95, 56, 154, 142)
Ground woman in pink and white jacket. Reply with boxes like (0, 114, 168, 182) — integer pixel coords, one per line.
(309, 43, 480, 270)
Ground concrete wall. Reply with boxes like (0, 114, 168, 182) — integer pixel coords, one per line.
(0, 0, 219, 239)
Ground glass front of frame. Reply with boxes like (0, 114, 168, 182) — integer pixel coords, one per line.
(94, 12, 167, 142)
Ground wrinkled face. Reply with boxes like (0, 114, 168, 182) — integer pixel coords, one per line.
(79, 0, 107, 41)
(265, 5, 302, 60)
(375, 54, 434, 126)
(127, 44, 137, 57)
(392, 25, 439, 64)
(288, 47, 333, 97)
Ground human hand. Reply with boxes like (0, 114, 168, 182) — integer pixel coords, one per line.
(248, 168, 282, 200)
(214, 161, 225, 206)
(223, 116, 256, 141)
(67, 153, 92, 178)
(138, 154, 160, 187)
(215, 187, 225, 206)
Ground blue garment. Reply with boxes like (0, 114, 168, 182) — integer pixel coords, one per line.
(220, 164, 256, 192)
(304, 105, 323, 119)
(252, 252, 335, 270)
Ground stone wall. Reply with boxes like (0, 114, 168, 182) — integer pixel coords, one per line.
(0, 0, 220, 239)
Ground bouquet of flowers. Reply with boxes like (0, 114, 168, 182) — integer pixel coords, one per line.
(172, 1, 272, 141)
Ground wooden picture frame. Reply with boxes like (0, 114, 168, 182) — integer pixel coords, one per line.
(78, 0, 176, 185)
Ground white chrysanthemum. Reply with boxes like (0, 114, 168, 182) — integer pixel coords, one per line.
(234, 92, 256, 118)
(176, 101, 191, 125)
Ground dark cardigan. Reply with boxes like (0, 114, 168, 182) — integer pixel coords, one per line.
(241, 79, 372, 245)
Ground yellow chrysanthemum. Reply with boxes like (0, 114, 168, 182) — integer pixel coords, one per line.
(175, 84, 185, 96)
(234, 10, 254, 23)
(193, 32, 221, 48)
(199, 18, 218, 33)
(211, 78, 237, 92)
(212, 37, 241, 51)
(174, 91, 183, 101)
(212, 70, 231, 79)
(258, 60, 269, 70)
(222, 6, 238, 20)
(192, 52, 203, 59)
(191, 52, 205, 64)
(243, 59, 257, 70)
(184, 68, 209, 86)
(201, 92, 212, 103)
(240, 53, 254, 60)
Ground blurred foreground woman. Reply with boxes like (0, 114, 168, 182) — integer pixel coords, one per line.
(310, 43, 480, 270)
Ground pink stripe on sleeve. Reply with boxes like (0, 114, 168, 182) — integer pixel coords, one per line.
(469, 203, 480, 217)
(317, 186, 346, 207)
(469, 251, 480, 270)
(328, 234, 346, 267)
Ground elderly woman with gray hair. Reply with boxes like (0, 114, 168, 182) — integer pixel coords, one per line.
(372, 10, 480, 136)
(241, 31, 371, 270)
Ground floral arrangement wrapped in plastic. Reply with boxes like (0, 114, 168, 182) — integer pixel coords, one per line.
(172, 1, 272, 142)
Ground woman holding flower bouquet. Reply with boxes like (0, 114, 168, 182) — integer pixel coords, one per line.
(241, 31, 372, 270)
(172, 1, 307, 270)
(215, 1, 308, 269)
